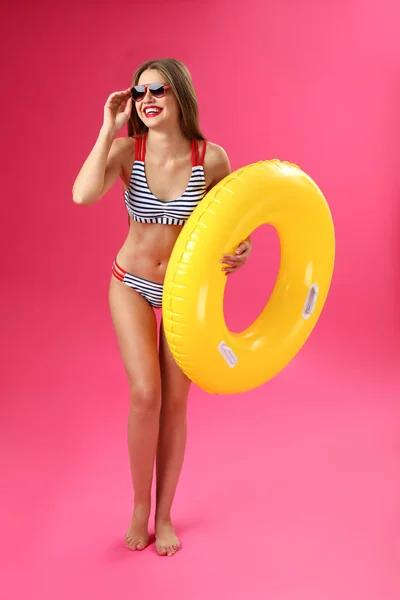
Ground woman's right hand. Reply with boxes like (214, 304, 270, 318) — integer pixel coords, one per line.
(103, 88, 133, 135)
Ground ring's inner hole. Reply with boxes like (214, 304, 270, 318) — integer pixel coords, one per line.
(223, 224, 281, 334)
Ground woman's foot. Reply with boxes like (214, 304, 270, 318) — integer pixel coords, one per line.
(125, 506, 150, 551)
(155, 518, 181, 557)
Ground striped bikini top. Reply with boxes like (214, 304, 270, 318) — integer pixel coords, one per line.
(124, 133, 207, 226)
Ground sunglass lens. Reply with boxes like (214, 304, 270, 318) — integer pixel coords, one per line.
(149, 83, 166, 97)
(132, 86, 145, 101)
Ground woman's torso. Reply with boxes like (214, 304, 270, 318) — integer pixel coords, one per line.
(115, 135, 210, 284)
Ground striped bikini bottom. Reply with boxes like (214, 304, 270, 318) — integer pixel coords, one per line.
(112, 259, 164, 309)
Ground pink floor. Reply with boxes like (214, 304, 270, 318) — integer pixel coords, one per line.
(2, 283, 399, 600)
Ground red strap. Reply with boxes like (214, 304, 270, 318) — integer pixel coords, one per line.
(141, 133, 147, 161)
(199, 139, 207, 166)
(134, 135, 141, 161)
(134, 134, 147, 161)
(191, 139, 207, 166)
(112, 259, 127, 281)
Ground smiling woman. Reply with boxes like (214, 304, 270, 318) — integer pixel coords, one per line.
(128, 59, 204, 140)
(71, 58, 252, 558)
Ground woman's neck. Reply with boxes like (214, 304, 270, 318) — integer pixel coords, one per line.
(145, 127, 191, 162)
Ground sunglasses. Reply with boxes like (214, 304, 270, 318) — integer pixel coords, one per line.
(131, 82, 171, 102)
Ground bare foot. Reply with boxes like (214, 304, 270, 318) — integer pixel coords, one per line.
(125, 507, 150, 551)
(155, 519, 181, 557)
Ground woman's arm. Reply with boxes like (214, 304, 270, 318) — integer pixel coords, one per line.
(72, 88, 132, 206)
(72, 130, 125, 206)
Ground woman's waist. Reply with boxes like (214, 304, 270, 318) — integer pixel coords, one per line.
(115, 233, 178, 284)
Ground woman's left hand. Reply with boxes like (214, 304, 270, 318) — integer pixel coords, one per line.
(220, 239, 252, 275)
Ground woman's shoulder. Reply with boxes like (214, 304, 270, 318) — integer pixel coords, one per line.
(110, 136, 137, 173)
(203, 140, 231, 187)
(203, 140, 229, 162)
(110, 136, 137, 184)
(112, 135, 136, 154)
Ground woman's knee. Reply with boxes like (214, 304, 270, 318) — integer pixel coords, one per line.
(129, 381, 161, 415)
(161, 392, 189, 420)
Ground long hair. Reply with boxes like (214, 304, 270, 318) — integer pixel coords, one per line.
(127, 58, 204, 140)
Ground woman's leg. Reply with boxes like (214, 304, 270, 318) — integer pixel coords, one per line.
(155, 317, 191, 556)
(109, 276, 161, 550)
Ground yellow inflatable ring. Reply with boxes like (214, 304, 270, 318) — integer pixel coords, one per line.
(162, 160, 335, 394)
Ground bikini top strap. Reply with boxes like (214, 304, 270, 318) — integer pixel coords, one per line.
(199, 139, 207, 166)
(191, 139, 207, 166)
(134, 133, 147, 161)
(134, 135, 141, 161)
(141, 132, 147, 161)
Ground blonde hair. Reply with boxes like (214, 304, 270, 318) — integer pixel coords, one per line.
(127, 58, 204, 140)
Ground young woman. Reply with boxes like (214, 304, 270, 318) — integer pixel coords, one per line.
(72, 58, 252, 557)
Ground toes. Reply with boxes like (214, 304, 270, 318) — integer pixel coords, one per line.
(167, 544, 180, 557)
(126, 537, 145, 551)
(156, 543, 168, 556)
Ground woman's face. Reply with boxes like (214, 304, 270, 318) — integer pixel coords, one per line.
(135, 69, 180, 130)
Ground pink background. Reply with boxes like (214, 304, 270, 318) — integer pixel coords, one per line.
(1, 1, 399, 599)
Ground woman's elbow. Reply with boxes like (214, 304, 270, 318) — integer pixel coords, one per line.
(72, 188, 98, 206)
